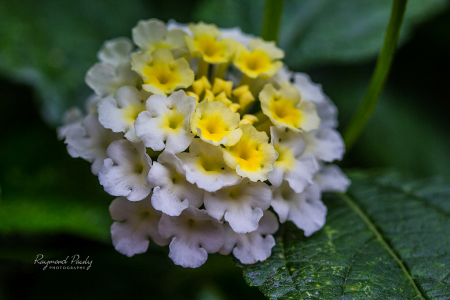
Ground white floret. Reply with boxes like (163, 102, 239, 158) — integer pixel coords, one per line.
(132, 19, 187, 56)
(65, 113, 123, 175)
(158, 206, 225, 268)
(85, 38, 138, 97)
(134, 90, 195, 154)
(271, 182, 326, 237)
(98, 139, 152, 201)
(98, 37, 135, 66)
(148, 151, 204, 216)
(57, 107, 84, 140)
(220, 210, 279, 264)
(269, 126, 319, 193)
(204, 179, 272, 234)
(314, 164, 351, 192)
(110, 194, 170, 257)
(302, 127, 345, 163)
(98, 86, 150, 142)
(177, 139, 240, 192)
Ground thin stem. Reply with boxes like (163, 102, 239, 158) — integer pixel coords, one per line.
(196, 59, 209, 79)
(343, 0, 408, 151)
(213, 62, 228, 79)
(262, 0, 285, 42)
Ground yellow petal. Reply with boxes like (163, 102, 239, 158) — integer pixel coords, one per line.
(223, 124, 277, 182)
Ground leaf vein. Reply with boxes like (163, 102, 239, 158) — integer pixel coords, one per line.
(341, 236, 376, 298)
(370, 180, 450, 218)
(279, 226, 305, 300)
(338, 192, 426, 300)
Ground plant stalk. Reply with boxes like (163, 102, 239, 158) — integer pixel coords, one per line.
(262, 0, 285, 42)
(343, 0, 408, 151)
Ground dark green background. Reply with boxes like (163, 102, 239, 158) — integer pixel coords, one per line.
(0, 0, 449, 299)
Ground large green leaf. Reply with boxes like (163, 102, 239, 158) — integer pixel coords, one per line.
(239, 170, 450, 299)
(195, 0, 448, 69)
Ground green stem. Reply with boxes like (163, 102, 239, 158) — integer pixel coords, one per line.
(262, 0, 285, 42)
(196, 59, 209, 80)
(343, 0, 408, 151)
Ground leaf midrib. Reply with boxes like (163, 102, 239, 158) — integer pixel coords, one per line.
(280, 226, 305, 300)
(338, 192, 426, 300)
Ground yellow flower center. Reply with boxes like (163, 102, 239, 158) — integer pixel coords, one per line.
(197, 115, 228, 142)
(122, 103, 146, 125)
(143, 63, 181, 92)
(197, 155, 225, 173)
(274, 144, 295, 170)
(229, 187, 242, 200)
(230, 138, 264, 172)
(160, 109, 184, 133)
(194, 35, 226, 62)
(238, 50, 271, 76)
(149, 41, 173, 53)
(270, 98, 302, 128)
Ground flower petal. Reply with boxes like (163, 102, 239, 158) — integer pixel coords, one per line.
(204, 179, 272, 234)
(148, 151, 204, 216)
(314, 164, 351, 192)
(110, 195, 170, 257)
(271, 182, 326, 237)
(98, 139, 152, 201)
(219, 211, 278, 264)
(159, 206, 225, 268)
(65, 113, 123, 175)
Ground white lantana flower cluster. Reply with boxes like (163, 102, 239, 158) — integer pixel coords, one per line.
(58, 19, 350, 268)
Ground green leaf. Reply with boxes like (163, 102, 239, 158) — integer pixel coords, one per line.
(194, 0, 448, 68)
(239, 170, 450, 299)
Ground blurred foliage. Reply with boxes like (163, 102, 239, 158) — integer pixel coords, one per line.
(0, 0, 202, 125)
(1, 0, 447, 125)
(0, 0, 450, 299)
(0, 80, 112, 241)
(1, 235, 265, 300)
(195, 0, 448, 68)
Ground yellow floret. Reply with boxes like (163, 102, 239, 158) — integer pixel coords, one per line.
(190, 77, 241, 112)
(186, 91, 200, 105)
(190, 100, 242, 146)
(233, 38, 284, 79)
(132, 49, 194, 95)
(185, 22, 236, 64)
(239, 114, 259, 126)
(232, 85, 255, 113)
(223, 124, 278, 182)
(191, 76, 212, 96)
(212, 78, 233, 98)
(259, 84, 320, 132)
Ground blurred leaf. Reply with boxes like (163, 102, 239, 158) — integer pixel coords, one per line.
(194, 0, 448, 69)
(0, 124, 113, 242)
(0, 0, 150, 125)
(314, 67, 450, 179)
(1, 236, 266, 300)
(239, 170, 450, 299)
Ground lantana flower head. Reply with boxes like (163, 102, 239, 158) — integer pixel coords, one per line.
(58, 18, 350, 268)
